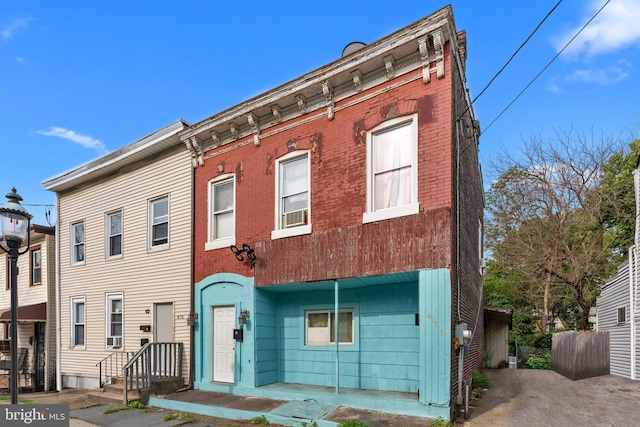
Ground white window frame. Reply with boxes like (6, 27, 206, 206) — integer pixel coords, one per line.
(305, 309, 354, 346)
(272, 151, 312, 240)
(106, 293, 123, 349)
(31, 248, 41, 285)
(149, 196, 169, 250)
(71, 296, 86, 348)
(71, 221, 85, 265)
(363, 115, 419, 224)
(617, 307, 626, 324)
(106, 210, 123, 259)
(206, 175, 236, 251)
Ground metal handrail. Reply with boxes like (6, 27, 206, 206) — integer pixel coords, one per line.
(95, 351, 137, 388)
(122, 342, 183, 404)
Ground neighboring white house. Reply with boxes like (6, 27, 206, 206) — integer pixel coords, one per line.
(597, 164, 640, 380)
(43, 120, 193, 390)
(0, 224, 56, 392)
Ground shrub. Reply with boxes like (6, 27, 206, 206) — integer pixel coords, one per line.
(429, 417, 454, 427)
(525, 353, 551, 369)
(472, 370, 491, 389)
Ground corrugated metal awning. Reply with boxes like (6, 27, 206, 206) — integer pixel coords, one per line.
(0, 302, 46, 322)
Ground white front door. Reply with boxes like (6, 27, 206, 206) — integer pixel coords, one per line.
(154, 303, 174, 375)
(212, 306, 235, 383)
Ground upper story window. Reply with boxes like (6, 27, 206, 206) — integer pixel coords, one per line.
(30, 247, 41, 286)
(106, 210, 123, 258)
(71, 296, 85, 348)
(149, 196, 169, 249)
(363, 115, 419, 224)
(617, 307, 626, 324)
(71, 221, 85, 265)
(206, 175, 235, 251)
(272, 152, 312, 240)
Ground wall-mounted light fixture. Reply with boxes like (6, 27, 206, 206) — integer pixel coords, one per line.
(230, 243, 256, 269)
(238, 309, 250, 326)
(187, 312, 198, 327)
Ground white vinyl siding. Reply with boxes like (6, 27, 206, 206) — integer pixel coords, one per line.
(272, 151, 312, 239)
(206, 175, 235, 251)
(364, 115, 419, 223)
(55, 145, 192, 384)
(597, 260, 632, 378)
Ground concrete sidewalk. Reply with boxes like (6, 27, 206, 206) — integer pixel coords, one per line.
(7, 388, 436, 427)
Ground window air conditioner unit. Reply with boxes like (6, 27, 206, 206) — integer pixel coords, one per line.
(107, 337, 122, 348)
(282, 209, 307, 228)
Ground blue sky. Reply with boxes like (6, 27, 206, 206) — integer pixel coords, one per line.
(1, 0, 639, 225)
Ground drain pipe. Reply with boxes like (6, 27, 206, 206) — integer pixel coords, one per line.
(55, 195, 62, 392)
(335, 280, 340, 394)
(629, 246, 637, 380)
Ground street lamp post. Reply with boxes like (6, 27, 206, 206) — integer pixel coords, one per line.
(0, 188, 32, 404)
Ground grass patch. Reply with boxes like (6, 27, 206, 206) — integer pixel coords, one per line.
(0, 395, 36, 404)
(249, 415, 269, 424)
(429, 417, 455, 427)
(163, 412, 197, 423)
(337, 421, 374, 427)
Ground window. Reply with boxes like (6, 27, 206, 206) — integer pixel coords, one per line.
(149, 197, 169, 248)
(617, 307, 626, 323)
(206, 176, 235, 250)
(272, 152, 312, 239)
(364, 115, 419, 223)
(71, 222, 85, 264)
(106, 211, 123, 258)
(305, 309, 353, 346)
(71, 297, 85, 348)
(106, 293, 123, 348)
(31, 247, 41, 285)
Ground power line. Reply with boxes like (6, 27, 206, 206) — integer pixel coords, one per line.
(458, 0, 564, 120)
(483, 0, 611, 133)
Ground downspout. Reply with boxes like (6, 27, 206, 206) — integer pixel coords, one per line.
(335, 280, 340, 394)
(55, 193, 62, 392)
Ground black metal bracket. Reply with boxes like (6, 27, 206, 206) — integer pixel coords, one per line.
(230, 243, 256, 269)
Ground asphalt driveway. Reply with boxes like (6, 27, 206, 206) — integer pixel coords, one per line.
(465, 369, 640, 427)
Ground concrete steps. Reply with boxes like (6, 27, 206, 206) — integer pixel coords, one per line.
(87, 377, 151, 406)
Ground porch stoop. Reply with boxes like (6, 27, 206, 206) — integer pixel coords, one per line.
(88, 376, 181, 406)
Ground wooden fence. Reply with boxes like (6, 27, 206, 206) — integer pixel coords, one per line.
(551, 330, 610, 380)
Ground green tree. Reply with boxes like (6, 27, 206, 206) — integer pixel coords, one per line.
(486, 129, 627, 330)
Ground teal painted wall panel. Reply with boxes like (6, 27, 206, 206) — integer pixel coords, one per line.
(255, 288, 278, 386)
(419, 268, 451, 409)
(277, 281, 420, 393)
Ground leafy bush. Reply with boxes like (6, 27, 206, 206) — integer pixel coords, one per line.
(472, 370, 491, 389)
(338, 421, 373, 427)
(127, 401, 145, 409)
(525, 353, 551, 369)
(249, 415, 269, 425)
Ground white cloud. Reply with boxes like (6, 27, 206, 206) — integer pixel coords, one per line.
(1, 16, 32, 40)
(38, 127, 107, 154)
(558, 0, 640, 57)
(566, 62, 630, 85)
(546, 77, 562, 94)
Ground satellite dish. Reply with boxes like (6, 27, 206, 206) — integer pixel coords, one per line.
(342, 42, 367, 58)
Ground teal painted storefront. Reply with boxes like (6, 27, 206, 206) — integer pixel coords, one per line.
(194, 269, 451, 418)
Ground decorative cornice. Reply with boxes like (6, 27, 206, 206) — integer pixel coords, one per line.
(247, 112, 261, 146)
(432, 30, 445, 79)
(321, 80, 335, 121)
(229, 123, 240, 140)
(271, 105, 282, 123)
(417, 35, 431, 84)
(185, 136, 204, 167)
(296, 94, 307, 113)
(351, 70, 363, 92)
(383, 55, 395, 79)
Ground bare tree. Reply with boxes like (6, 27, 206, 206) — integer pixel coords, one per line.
(486, 129, 624, 330)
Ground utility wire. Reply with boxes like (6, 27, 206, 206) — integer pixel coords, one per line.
(458, 0, 564, 120)
(483, 0, 611, 133)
